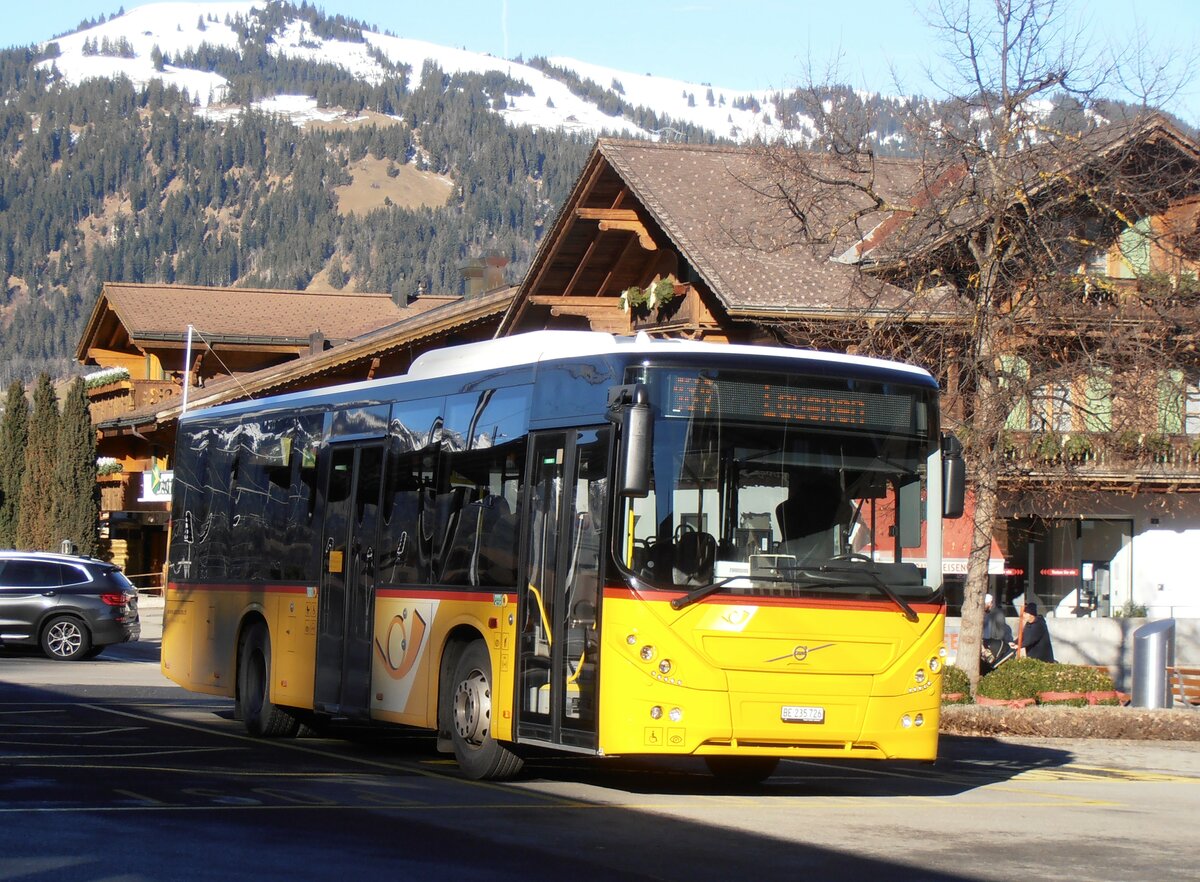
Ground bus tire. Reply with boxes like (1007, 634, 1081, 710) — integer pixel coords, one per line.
(449, 640, 523, 780)
(238, 622, 300, 738)
(704, 755, 779, 783)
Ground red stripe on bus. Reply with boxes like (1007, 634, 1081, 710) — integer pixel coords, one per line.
(167, 582, 518, 604)
(376, 587, 518, 603)
(166, 582, 312, 594)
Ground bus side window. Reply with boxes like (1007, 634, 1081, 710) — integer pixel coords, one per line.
(203, 442, 236, 580)
(230, 422, 272, 582)
(380, 447, 430, 586)
(440, 388, 529, 587)
(283, 449, 319, 581)
(477, 444, 524, 588)
(171, 428, 211, 580)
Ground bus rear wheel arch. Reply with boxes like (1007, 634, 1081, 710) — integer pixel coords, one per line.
(446, 640, 523, 780)
(237, 620, 300, 738)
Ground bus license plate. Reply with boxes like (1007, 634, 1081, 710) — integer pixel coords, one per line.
(781, 705, 824, 723)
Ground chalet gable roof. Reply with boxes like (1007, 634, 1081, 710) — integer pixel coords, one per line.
(855, 114, 1200, 266)
(76, 282, 456, 361)
(499, 139, 931, 335)
(94, 287, 516, 435)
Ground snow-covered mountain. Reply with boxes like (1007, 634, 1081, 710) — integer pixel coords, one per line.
(38, 1, 813, 142)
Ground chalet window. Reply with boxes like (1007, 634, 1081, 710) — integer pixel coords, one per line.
(1159, 370, 1186, 435)
(1082, 373, 1113, 433)
(1031, 383, 1071, 433)
(1116, 218, 1154, 278)
(1083, 248, 1109, 277)
(1000, 355, 1030, 431)
(1186, 384, 1200, 435)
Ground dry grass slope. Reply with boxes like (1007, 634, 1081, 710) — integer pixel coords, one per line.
(334, 157, 454, 215)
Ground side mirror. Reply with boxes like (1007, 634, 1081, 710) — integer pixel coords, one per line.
(942, 432, 965, 519)
(614, 384, 651, 497)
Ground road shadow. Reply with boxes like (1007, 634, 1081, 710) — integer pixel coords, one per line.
(508, 733, 1076, 798)
(0, 679, 997, 882)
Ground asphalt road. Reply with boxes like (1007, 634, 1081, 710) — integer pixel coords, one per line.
(1, 597, 1198, 881)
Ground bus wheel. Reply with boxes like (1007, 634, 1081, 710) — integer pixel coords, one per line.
(704, 756, 779, 783)
(449, 641, 523, 780)
(238, 622, 300, 738)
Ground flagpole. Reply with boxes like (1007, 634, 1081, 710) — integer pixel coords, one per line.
(181, 323, 193, 415)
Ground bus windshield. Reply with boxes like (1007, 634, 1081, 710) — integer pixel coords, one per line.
(617, 366, 939, 602)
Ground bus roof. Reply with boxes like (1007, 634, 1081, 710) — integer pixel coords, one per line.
(407, 330, 934, 382)
(181, 331, 936, 424)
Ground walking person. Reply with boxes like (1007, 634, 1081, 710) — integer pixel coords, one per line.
(1018, 601, 1055, 662)
(981, 593, 1013, 673)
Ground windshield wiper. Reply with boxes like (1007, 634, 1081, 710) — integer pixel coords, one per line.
(668, 564, 922, 622)
(670, 576, 742, 611)
(776, 562, 920, 623)
(817, 562, 920, 622)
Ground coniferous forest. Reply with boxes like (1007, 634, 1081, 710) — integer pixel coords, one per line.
(0, 10, 596, 382)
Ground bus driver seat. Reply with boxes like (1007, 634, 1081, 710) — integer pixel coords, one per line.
(776, 476, 850, 563)
(673, 529, 716, 584)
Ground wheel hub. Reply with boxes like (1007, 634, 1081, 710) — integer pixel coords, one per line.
(47, 621, 82, 657)
(453, 668, 491, 746)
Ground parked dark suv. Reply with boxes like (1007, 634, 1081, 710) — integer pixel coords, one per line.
(0, 551, 140, 660)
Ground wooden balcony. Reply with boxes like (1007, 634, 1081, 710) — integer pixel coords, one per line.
(630, 284, 722, 335)
(97, 471, 168, 513)
(1001, 431, 1200, 487)
(88, 379, 180, 424)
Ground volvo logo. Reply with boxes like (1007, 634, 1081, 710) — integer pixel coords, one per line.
(766, 643, 834, 663)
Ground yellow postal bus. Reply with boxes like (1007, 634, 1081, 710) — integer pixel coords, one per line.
(164, 331, 963, 780)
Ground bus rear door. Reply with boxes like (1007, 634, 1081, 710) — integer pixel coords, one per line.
(314, 443, 384, 717)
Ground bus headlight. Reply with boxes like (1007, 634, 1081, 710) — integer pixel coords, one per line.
(928, 657, 941, 673)
(650, 705, 663, 720)
(668, 707, 683, 722)
(913, 668, 927, 684)
(640, 645, 656, 661)
(658, 659, 672, 675)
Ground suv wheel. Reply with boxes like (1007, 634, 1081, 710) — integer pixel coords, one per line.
(41, 615, 92, 661)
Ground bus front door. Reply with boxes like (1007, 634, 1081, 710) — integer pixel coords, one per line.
(517, 428, 609, 751)
(314, 443, 384, 717)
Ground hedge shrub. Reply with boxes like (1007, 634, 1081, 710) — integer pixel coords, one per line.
(941, 664, 971, 702)
(977, 658, 1114, 701)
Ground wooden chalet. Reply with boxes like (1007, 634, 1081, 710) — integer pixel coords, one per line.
(498, 126, 1200, 617)
(499, 139, 932, 340)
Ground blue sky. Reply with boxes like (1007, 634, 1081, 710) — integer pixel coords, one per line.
(6, 0, 1199, 124)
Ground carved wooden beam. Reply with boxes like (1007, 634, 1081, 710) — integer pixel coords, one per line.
(576, 207, 657, 251)
(529, 295, 630, 334)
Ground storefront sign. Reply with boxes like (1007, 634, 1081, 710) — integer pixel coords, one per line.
(139, 468, 174, 502)
(1039, 567, 1079, 577)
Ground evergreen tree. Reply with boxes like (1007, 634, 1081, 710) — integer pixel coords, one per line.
(0, 380, 29, 548)
(51, 378, 98, 556)
(16, 374, 59, 550)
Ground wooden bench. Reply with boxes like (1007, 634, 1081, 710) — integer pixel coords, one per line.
(1170, 666, 1200, 708)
